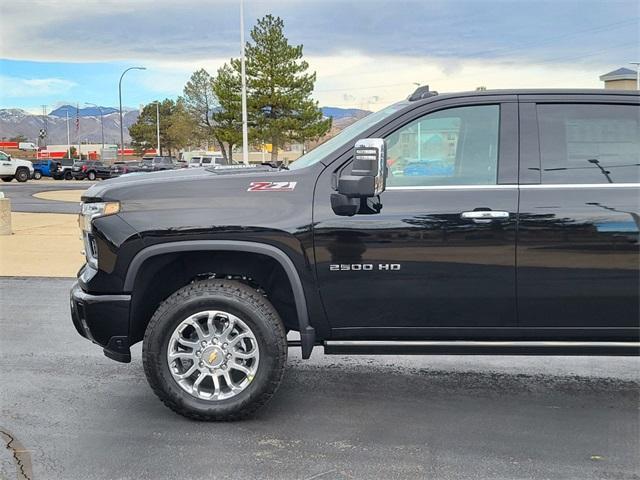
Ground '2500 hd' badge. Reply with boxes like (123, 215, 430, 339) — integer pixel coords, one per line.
(248, 181, 297, 192)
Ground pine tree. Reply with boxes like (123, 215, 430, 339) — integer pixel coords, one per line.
(211, 63, 243, 162)
(245, 15, 331, 162)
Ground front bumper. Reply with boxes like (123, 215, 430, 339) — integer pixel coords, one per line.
(70, 281, 132, 362)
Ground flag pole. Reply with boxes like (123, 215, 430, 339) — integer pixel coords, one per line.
(66, 110, 71, 158)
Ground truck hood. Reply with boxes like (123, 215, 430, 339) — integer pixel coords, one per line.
(81, 164, 296, 202)
(11, 157, 34, 169)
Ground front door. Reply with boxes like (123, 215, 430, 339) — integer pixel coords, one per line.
(0, 151, 12, 176)
(313, 100, 519, 339)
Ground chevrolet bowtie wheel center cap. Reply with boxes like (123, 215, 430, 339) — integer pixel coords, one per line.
(203, 346, 224, 367)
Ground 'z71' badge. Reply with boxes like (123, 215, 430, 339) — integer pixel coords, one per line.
(248, 181, 297, 192)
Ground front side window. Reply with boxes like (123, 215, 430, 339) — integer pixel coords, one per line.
(537, 103, 640, 184)
(288, 101, 409, 170)
(386, 105, 500, 187)
(0, 152, 8, 160)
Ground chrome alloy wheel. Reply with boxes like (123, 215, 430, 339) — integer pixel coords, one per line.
(167, 311, 260, 401)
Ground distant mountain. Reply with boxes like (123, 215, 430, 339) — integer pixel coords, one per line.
(50, 105, 119, 118)
(321, 107, 371, 120)
(0, 105, 371, 146)
(0, 108, 139, 145)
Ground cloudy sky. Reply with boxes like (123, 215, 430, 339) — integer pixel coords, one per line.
(0, 0, 638, 113)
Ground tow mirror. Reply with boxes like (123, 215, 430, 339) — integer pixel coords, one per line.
(331, 138, 387, 216)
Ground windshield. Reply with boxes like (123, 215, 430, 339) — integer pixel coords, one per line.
(288, 101, 408, 170)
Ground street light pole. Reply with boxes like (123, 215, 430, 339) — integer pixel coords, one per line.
(631, 62, 640, 90)
(156, 101, 161, 156)
(240, 0, 249, 165)
(119, 66, 146, 161)
(85, 102, 105, 151)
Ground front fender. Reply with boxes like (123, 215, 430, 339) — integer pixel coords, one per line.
(124, 240, 316, 358)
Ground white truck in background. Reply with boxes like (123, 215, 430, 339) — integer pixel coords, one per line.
(18, 142, 37, 151)
(0, 150, 34, 182)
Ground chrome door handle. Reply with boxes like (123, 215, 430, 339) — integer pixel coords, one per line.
(461, 210, 510, 220)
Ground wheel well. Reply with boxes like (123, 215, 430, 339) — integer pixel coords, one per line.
(128, 251, 298, 345)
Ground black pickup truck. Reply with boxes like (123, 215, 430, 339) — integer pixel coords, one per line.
(70, 88, 639, 420)
(71, 161, 112, 180)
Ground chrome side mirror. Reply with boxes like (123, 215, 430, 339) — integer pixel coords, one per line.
(331, 138, 387, 216)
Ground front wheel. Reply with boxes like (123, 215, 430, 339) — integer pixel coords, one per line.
(15, 168, 29, 182)
(64, 171, 73, 180)
(142, 280, 287, 421)
(87, 171, 96, 181)
(33, 171, 42, 180)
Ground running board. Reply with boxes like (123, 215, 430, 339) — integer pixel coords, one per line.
(322, 340, 640, 356)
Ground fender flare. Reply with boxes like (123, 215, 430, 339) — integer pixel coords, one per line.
(124, 240, 315, 358)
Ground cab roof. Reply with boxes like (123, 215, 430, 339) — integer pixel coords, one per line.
(409, 87, 638, 104)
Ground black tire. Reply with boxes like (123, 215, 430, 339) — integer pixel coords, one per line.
(64, 171, 73, 180)
(15, 168, 29, 182)
(33, 170, 42, 180)
(142, 279, 287, 421)
(1, 177, 12, 182)
(87, 171, 97, 181)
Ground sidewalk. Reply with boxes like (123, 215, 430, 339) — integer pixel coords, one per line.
(0, 212, 84, 277)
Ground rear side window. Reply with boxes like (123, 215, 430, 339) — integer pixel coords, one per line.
(537, 103, 639, 184)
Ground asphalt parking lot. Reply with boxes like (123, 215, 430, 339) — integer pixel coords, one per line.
(0, 181, 95, 213)
(1, 277, 639, 480)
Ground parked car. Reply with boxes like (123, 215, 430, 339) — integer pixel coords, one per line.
(71, 88, 639, 421)
(139, 156, 177, 172)
(31, 158, 59, 179)
(110, 161, 141, 177)
(52, 158, 75, 180)
(0, 150, 33, 182)
(71, 161, 111, 180)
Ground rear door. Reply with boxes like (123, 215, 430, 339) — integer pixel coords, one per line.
(517, 95, 640, 336)
(313, 96, 520, 338)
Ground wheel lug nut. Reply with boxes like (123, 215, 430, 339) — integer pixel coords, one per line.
(199, 362, 204, 367)
(201, 341, 207, 347)
(196, 350, 201, 356)
(223, 343, 228, 348)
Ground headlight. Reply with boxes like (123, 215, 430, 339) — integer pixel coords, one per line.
(79, 201, 120, 232)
